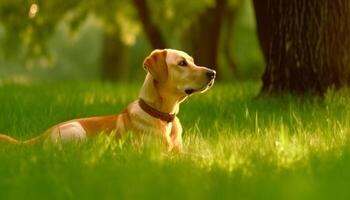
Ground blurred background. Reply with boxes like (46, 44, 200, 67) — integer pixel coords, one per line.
(0, 0, 264, 84)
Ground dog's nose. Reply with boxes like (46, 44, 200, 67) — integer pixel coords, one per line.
(206, 70, 216, 79)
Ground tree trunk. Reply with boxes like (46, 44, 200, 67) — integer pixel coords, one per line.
(185, 0, 227, 74)
(132, 0, 167, 49)
(253, 0, 350, 95)
(101, 30, 128, 81)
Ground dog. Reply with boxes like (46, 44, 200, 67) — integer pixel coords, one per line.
(0, 49, 216, 151)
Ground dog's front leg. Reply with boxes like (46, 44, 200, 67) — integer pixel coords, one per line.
(170, 117, 183, 152)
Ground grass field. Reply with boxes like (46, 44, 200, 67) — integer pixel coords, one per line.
(1, 81, 350, 200)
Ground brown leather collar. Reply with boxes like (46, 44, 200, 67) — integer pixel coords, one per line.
(138, 98, 175, 123)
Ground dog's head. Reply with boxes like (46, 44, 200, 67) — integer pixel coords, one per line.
(143, 49, 216, 96)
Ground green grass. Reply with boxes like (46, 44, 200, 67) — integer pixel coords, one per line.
(1, 81, 350, 200)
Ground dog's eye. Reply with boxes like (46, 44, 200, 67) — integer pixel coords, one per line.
(178, 60, 187, 67)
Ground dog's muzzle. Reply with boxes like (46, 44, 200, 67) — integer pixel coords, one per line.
(185, 69, 216, 95)
(206, 69, 216, 80)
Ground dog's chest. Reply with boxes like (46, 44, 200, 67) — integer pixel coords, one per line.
(129, 103, 173, 136)
(162, 122, 173, 136)
(132, 116, 172, 136)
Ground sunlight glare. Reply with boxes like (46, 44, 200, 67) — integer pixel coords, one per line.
(29, 3, 39, 18)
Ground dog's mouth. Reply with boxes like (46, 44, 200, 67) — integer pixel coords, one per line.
(185, 79, 215, 95)
(185, 89, 195, 95)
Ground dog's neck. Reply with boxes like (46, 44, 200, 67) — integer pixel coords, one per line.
(139, 74, 186, 114)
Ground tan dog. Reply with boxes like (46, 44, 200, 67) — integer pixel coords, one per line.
(0, 49, 216, 151)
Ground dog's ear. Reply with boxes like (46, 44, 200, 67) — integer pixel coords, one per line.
(143, 49, 168, 82)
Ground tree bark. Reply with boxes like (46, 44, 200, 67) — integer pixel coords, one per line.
(101, 30, 128, 81)
(253, 0, 350, 95)
(132, 0, 167, 49)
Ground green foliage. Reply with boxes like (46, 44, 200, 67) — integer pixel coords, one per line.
(0, 0, 140, 59)
(1, 82, 350, 199)
(148, 0, 240, 29)
(0, 0, 81, 58)
(0, 0, 242, 60)
(147, 0, 241, 47)
(148, 0, 213, 41)
(0, 0, 264, 82)
(0, 17, 102, 82)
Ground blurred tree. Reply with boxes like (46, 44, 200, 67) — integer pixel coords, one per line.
(132, 0, 240, 76)
(101, 30, 128, 81)
(0, 0, 140, 81)
(222, 4, 239, 76)
(91, 1, 140, 81)
(184, 0, 227, 74)
(132, 0, 167, 49)
(253, 0, 350, 95)
(0, 0, 241, 80)
(0, 0, 79, 58)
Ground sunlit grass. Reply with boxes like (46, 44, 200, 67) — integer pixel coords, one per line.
(1, 81, 350, 199)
